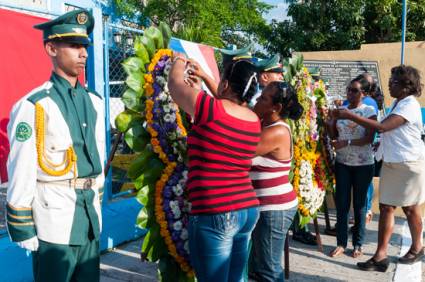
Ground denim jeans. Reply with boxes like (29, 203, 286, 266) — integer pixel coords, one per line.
(366, 182, 374, 211)
(188, 207, 259, 282)
(335, 162, 374, 248)
(249, 207, 297, 282)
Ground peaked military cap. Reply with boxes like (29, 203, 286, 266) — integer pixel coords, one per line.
(34, 9, 94, 45)
(220, 43, 253, 66)
(254, 54, 284, 73)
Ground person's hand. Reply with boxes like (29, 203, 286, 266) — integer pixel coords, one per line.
(16, 236, 39, 251)
(184, 74, 202, 90)
(332, 108, 351, 120)
(331, 139, 347, 150)
(172, 52, 187, 64)
(187, 59, 207, 80)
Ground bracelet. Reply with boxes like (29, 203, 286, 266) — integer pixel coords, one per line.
(347, 139, 351, 146)
(172, 56, 186, 64)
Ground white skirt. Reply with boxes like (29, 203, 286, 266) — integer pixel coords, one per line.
(379, 158, 425, 206)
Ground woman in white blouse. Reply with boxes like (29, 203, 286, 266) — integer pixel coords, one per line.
(334, 65, 425, 272)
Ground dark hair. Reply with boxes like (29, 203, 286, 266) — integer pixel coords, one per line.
(351, 75, 371, 94)
(222, 60, 258, 103)
(391, 65, 423, 97)
(269, 81, 303, 120)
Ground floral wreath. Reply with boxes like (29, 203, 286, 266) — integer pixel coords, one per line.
(143, 49, 194, 276)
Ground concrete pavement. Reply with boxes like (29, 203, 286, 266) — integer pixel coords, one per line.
(100, 211, 425, 282)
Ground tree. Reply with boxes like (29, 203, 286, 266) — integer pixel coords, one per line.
(265, 0, 365, 56)
(113, 0, 272, 48)
(266, 0, 425, 55)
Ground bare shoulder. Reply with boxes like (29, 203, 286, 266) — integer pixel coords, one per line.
(222, 100, 259, 122)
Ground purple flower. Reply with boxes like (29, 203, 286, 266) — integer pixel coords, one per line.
(163, 188, 172, 199)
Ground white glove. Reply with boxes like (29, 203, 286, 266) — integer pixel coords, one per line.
(16, 236, 39, 251)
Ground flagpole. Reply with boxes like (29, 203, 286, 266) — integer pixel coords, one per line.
(401, 0, 407, 64)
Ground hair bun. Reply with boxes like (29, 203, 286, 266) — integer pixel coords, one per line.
(288, 102, 303, 120)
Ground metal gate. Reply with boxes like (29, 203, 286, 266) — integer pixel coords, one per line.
(103, 21, 144, 198)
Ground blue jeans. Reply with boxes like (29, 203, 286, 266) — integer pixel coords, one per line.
(188, 207, 259, 282)
(366, 182, 374, 211)
(249, 207, 297, 282)
(335, 162, 374, 248)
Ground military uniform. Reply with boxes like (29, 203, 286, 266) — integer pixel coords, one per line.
(251, 54, 284, 106)
(6, 10, 105, 282)
(219, 43, 253, 68)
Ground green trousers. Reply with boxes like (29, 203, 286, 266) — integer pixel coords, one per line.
(32, 239, 99, 282)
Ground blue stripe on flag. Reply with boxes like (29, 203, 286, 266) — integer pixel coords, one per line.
(170, 38, 186, 55)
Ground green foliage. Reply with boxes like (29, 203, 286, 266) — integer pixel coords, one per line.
(113, 0, 272, 48)
(267, 0, 425, 55)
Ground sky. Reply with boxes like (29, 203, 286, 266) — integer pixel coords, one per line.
(264, 0, 289, 22)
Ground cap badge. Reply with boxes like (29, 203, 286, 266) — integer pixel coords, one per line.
(76, 13, 88, 24)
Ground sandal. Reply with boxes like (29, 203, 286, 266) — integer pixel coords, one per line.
(398, 248, 424, 264)
(330, 246, 345, 257)
(352, 246, 363, 258)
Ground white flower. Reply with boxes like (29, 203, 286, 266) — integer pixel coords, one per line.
(164, 63, 171, 76)
(182, 170, 188, 179)
(158, 92, 167, 101)
(156, 76, 167, 87)
(164, 113, 176, 123)
(180, 229, 188, 240)
(172, 184, 184, 196)
(179, 178, 187, 186)
(163, 104, 172, 113)
(173, 221, 183, 231)
(184, 241, 189, 253)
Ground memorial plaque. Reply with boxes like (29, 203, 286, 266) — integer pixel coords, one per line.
(304, 60, 381, 100)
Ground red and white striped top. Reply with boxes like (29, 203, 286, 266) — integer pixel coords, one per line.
(249, 121, 298, 211)
(187, 92, 261, 214)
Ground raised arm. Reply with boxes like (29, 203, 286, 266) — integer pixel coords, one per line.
(187, 59, 218, 97)
(334, 108, 406, 133)
(167, 54, 199, 117)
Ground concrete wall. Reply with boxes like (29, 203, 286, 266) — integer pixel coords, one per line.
(302, 41, 425, 108)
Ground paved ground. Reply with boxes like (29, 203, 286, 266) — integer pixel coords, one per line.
(100, 211, 425, 282)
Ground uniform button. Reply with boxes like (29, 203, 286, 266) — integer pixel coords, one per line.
(82, 123, 87, 127)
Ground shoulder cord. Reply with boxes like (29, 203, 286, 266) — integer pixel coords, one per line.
(35, 103, 77, 178)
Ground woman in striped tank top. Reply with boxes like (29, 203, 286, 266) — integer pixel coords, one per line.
(248, 81, 304, 282)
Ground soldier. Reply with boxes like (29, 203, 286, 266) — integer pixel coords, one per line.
(220, 43, 253, 69)
(250, 54, 284, 106)
(6, 9, 105, 282)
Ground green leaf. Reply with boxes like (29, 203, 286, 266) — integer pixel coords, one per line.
(114, 110, 142, 133)
(122, 57, 145, 75)
(124, 123, 149, 152)
(122, 89, 143, 111)
(299, 213, 312, 228)
(127, 147, 155, 179)
(136, 184, 150, 206)
(125, 71, 145, 93)
(134, 37, 150, 64)
(136, 206, 149, 228)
